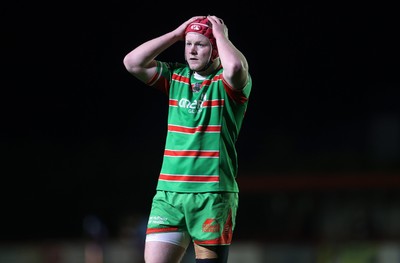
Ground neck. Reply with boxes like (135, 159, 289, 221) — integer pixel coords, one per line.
(195, 58, 220, 76)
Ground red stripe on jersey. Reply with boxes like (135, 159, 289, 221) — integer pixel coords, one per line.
(203, 79, 212, 86)
(169, 99, 178, 106)
(147, 71, 170, 94)
(196, 73, 222, 87)
(164, 150, 219, 157)
(172, 73, 190, 84)
(147, 72, 160, 86)
(212, 75, 223, 85)
(159, 174, 220, 182)
(212, 73, 223, 81)
(222, 77, 248, 104)
(168, 125, 221, 133)
(202, 99, 225, 107)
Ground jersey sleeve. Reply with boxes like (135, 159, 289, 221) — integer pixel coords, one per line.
(146, 61, 186, 95)
(222, 73, 252, 104)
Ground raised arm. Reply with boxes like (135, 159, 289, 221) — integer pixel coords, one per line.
(123, 16, 206, 84)
(207, 15, 249, 91)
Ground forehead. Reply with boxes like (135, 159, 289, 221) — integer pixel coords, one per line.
(185, 32, 209, 43)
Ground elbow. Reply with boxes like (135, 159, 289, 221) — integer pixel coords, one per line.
(226, 60, 247, 78)
(232, 61, 245, 74)
(223, 60, 249, 90)
(123, 55, 133, 71)
(123, 55, 141, 75)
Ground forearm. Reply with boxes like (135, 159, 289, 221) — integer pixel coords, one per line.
(217, 37, 248, 72)
(207, 15, 249, 89)
(123, 31, 181, 73)
(217, 37, 249, 89)
(123, 16, 206, 83)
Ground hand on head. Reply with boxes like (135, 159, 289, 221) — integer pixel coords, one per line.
(207, 15, 228, 39)
(175, 16, 207, 40)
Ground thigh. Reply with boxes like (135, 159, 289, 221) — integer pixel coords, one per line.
(145, 240, 186, 263)
(144, 192, 191, 262)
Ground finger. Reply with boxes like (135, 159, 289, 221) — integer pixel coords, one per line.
(208, 15, 223, 24)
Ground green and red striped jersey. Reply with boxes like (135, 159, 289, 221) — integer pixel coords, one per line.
(147, 61, 252, 193)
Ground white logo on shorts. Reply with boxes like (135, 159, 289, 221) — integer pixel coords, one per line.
(149, 216, 168, 224)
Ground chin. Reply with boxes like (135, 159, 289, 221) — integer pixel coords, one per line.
(193, 65, 206, 72)
(187, 62, 203, 71)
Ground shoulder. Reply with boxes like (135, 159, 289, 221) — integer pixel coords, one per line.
(160, 61, 187, 71)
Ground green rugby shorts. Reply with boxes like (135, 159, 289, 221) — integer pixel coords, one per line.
(146, 190, 238, 246)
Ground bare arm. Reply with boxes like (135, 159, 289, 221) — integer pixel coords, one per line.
(208, 15, 249, 90)
(123, 16, 205, 84)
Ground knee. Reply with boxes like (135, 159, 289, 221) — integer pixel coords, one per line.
(194, 245, 229, 263)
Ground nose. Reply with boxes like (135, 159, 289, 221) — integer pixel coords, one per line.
(189, 45, 197, 54)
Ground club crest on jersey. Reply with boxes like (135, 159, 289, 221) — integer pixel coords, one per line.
(191, 83, 201, 93)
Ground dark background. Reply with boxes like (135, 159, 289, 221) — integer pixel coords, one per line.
(1, 2, 399, 242)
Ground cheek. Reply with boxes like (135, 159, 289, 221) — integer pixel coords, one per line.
(184, 47, 193, 56)
(199, 47, 212, 57)
(183, 48, 189, 60)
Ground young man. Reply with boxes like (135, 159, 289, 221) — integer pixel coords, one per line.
(123, 15, 252, 263)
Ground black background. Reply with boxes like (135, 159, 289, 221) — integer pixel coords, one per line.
(1, 2, 399, 241)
